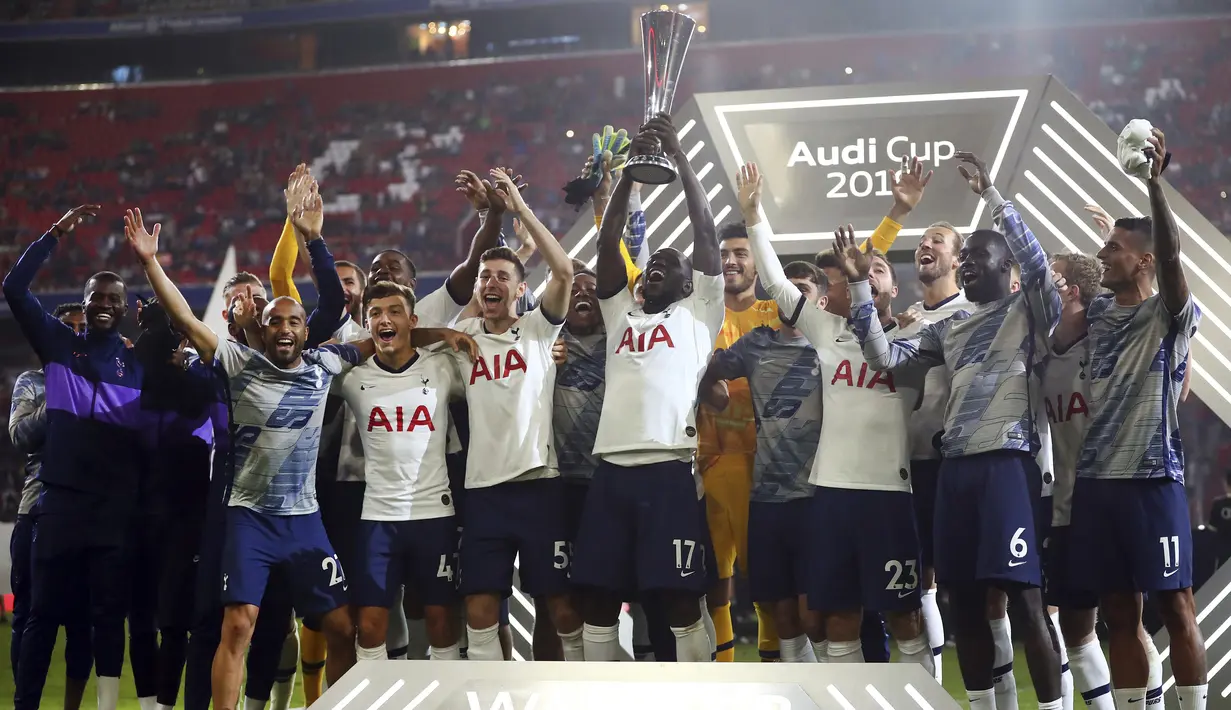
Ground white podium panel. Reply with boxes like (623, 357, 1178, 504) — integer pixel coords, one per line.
(315, 660, 959, 710)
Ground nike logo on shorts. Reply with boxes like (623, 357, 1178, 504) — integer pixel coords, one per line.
(1008, 560, 1027, 567)
(680, 571, 696, 578)
(1164, 569, 1179, 577)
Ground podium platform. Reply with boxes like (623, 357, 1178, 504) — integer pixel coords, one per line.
(315, 660, 959, 710)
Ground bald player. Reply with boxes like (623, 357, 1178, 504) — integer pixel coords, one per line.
(125, 203, 368, 710)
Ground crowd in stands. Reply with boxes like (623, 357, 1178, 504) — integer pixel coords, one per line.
(3, 16, 1231, 523)
(2, 17, 1230, 294)
(2, 0, 330, 22)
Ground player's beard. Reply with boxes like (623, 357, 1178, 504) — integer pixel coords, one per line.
(917, 255, 953, 285)
(723, 270, 754, 295)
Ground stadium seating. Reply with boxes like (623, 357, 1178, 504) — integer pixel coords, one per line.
(1, 16, 1228, 294)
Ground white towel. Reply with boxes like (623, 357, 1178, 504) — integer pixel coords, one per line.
(1118, 119, 1154, 179)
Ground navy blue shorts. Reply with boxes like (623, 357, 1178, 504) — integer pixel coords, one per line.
(563, 478, 591, 544)
(219, 507, 348, 617)
(910, 459, 941, 569)
(572, 460, 709, 595)
(354, 517, 459, 608)
(747, 499, 810, 603)
(934, 451, 1043, 587)
(458, 477, 570, 598)
(807, 487, 922, 612)
(1068, 477, 1193, 594)
(1043, 526, 1097, 610)
(318, 480, 365, 572)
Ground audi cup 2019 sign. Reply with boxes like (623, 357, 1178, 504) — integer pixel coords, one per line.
(713, 88, 1024, 243)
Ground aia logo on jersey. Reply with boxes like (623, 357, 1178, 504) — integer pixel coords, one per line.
(368, 405, 436, 432)
(615, 324, 674, 354)
(1044, 392, 1088, 424)
(470, 349, 527, 384)
(831, 359, 895, 392)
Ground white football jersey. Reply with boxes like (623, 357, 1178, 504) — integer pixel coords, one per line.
(907, 292, 972, 460)
(454, 308, 564, 488)
(337, 350, 461, 521)
(594, 271, 726, 465)
(416, 286, 467, 328)
(782, 301, 923, 492)
(1040, 337, 1090, 527)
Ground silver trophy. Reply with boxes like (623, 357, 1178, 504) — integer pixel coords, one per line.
(623, 9, 696, 185)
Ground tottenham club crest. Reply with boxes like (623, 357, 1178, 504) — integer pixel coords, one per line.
(421, 376, 430, 395)
(115, 357, 126, 378)
(510, 327, 521, 342)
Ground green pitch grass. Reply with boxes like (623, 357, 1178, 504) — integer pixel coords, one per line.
(0, 625, 1037, 709)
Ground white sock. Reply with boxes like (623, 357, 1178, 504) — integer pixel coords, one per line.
(407, 616, 429, 660)
(429, 642, 461, 660)
(558, 627, 585, 661)
(967, 687, 996, 710)
(827, 638, 862, 663)
(465, 624, 503, 661)
(1114, 689, 1148, 708)
(671, 619, 712, 662)
(921, 586, 945, 683)
(243, 699, 267, 710)
(630, 602, 655, 661)
(897, 633, 936, 677)
(271, 625, 299, 710)
(157, 704, 175, 710)
(356, 642, 387, 662)
(812, 639, 829, 663)
(990, 616, 1018, 710)
(778, 634, 817, 663)
(138, 697, 158, 710)
(700, 598, 717, 661)
(1039, 700, 1063, 710)
(583, 623, 621, 662)
(1176, 685, 1208, 710)
(1068, 640, 1114, 710)
(1145, 633, 1165, 708)
(98, 677, 121, 710)
(1049, 612, 1072, 710)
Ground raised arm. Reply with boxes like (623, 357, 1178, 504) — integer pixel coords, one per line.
(271, 164, 314, 301)
(1144, 129, 1189, 315)
(269, 218, 303, 301)
(125, 208, 219, 363)
(737, 164, 800, 306)
(596, 170, 635, 298)
(737, 164, 838, 346)
(9, 371, 47, 455)
(862, 154, 932, 252)
(512, 216, 537, 264)
(449, 170, 512, 306)
(589, 154, 646, 290)
(958, 151, 1061, 330)
(1, 206, 99, 363)
(833, 227, 946, 372)
(492, 168, 572, 320)
(645, 113, 719, 276)
(288, 181, 346, 348)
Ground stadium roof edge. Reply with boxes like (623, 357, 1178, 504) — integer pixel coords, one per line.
(3, 11, 1231, 94)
